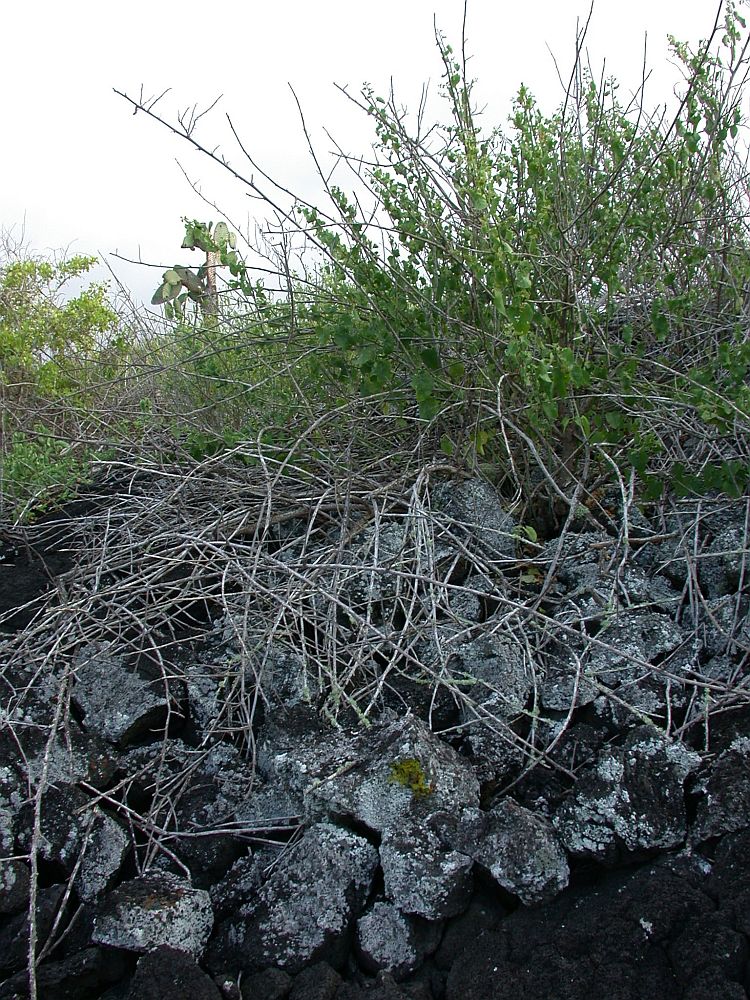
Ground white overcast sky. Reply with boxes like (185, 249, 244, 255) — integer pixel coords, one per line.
(1, 1, 727, 306)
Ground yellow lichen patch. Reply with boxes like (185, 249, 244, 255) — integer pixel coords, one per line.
(388, 758, 434, 799)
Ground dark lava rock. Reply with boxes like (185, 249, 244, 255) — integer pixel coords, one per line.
(122, 946, 222, 1000)
(0, 524, 77, 632)
(72, 645, 180, 747)
(0, 860, 29, 917)
(240, 967, 293, 1000)
(445, 854, 715, 1000)
(433, 891, 508, 971)
(288, 961, 342, 1000)
(436, 799, 569, 904)
(0, 884, 67, 975)
(209, 823, 378, 974)
(122, 739, 257, 889)
(16, 784, 128, 901)
(553, 727, 700, 860)
(356, 903, 442, 980)
(691, 736, 750, 842)
(336, 972, 432, 1000)
(92, 870, 213, 956)
(379, 819, 473, 921)
(0, 946, 131, 1000)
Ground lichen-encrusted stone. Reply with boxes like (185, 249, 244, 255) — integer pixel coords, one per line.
(540, 638, 598, 712)
(553, 728, 701, 860)
(380, 820, 473, 920)
(356, 902, 440, 980)
(73, 646, 174, 746)
(75, 807, 130, 901)
(691, 737, 750, 842)
(457, 634, 533, 722)
(700, 523, 747, 599)
(588, 611, 684, 691)
(444, 800, 569, 905)
(0, 859, 29, 917)
(93, 871, 213, 956)
(209, 823, 378, 974)
(303, 714, 480, 833)
(430, 479, 517, 561)
(16, 784, 129, 901)
(454, 633, 534, 780)
(683, 595, 750, 658)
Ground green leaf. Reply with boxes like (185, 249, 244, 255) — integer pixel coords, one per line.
(214, 221, 230, 246)
(440, 434, 454, 456)
(151, 282, 171, 305)
(174, 267, 203, 294)
(420, 347, 441, 370)
(163, 268, 182, 287)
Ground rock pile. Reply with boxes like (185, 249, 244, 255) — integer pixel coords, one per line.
(0, 473, 748, 999)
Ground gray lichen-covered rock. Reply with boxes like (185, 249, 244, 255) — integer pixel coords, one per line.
(75, 807, 130, 901)
(380, 820, 474, 920)
(588, 611, 684, 689)
(0, 765, 28, 916)
(691, 737, 750, 842)
(553, 728, 701, 860)
(218, 608, 321, 709)
(73, 645, 176, 746)
(457, 634, 533, 723)
(122, 739, 266, 887)
(16, 784, 129, 901)
(0, 708, 116, 793)
(683, 595, 750, 658)
(255, 706, 353, 807)
(209, 823, 378, 973)
(441, 800, 569, 905)
(0, 859, 29, 917)
(700, 522, 748, 599)
(93, 871, 213, 956)
(356, 902, 440, 980)
(543, 531, 610, 593)
(430, 479, 517, 561)
(454, 633, 534, 780)
(301, 714, 480, 833)
(540, 637, 598, 712)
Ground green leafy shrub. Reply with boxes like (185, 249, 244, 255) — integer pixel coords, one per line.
(0, 245, 123, 520)
(131, 5, 750, 509)
(0, 427, 96, 521)
(0, 252, 118, 400)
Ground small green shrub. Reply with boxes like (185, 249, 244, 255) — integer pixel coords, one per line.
(0, 252, 118, 400)
(0, 427, 96, 521)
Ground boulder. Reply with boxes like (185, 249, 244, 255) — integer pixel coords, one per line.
(691, 736, 750, 841)
(429, 479, 517, 563)
(209, 823, 378, 974)
(380, 820, 474, 920)
(123, 946, 223, 1000)
(16, 784, 129, 901)
(303, 714, 480, 833)
(356, 902, 441, 980)
(437, 800, 569, 905)
(92, 871, 213, 957)
(73, 645, 180, 746)
(553, 728, 700, 860)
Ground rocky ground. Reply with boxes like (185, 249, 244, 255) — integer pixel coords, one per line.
(0, 465, 749, 999)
